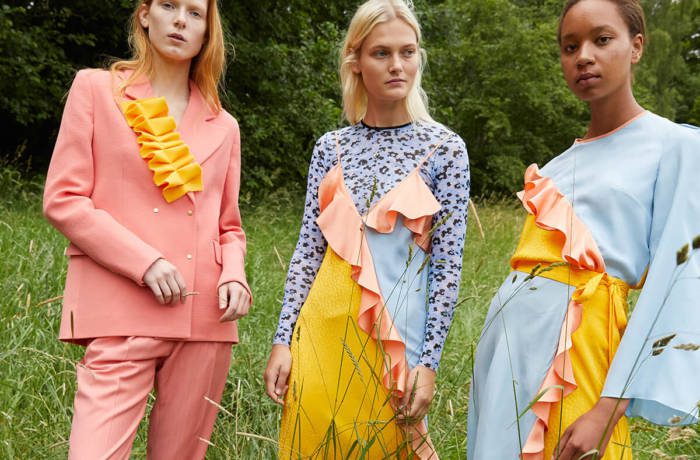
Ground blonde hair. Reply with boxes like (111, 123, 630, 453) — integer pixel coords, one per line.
(110, 0, 227, 112)
(340, 0, 433, 124)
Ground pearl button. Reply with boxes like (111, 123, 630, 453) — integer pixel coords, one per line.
(186, 254, 193, 260)
(187, 209, 193, 216)
(153, 208, 159, 213)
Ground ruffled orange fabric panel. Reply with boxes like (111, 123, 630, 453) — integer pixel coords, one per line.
(316, 164, 439, 459)
(121, 97, 202, 203)
(365, 169, 441, 252)
(515, 164, 607, 460)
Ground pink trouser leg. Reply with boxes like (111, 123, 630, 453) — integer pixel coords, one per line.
(68, 337, 170, 460)
(68, 337, 232, 460)
(146, 341, 232, 460)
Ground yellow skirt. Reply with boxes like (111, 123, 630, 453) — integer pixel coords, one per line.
(512, 215, 633, 459)
(279, 248, 413, 459)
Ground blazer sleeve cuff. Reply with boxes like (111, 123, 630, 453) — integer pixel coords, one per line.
(217, 243, 252, 302)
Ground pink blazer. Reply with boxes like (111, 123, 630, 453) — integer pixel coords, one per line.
(43, 69, 249, 344)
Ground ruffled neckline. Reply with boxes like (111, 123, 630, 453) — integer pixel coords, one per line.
(121, 97, 203, 203)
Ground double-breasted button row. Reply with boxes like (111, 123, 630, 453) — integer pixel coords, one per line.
(152, 208, 194, 216)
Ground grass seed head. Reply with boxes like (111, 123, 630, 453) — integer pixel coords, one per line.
(677, 243, 690, 265)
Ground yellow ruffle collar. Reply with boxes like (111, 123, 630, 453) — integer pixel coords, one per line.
(120, 97, 202, 203)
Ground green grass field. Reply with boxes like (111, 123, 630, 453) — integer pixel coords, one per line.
(1, 169, 697, 459)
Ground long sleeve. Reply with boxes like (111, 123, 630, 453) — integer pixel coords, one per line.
(602, 124, 700, 425)
(43, 69, 162, 285)
(273, 135, 331, 345)
(419, 136, 471, 370)
(217, 117, 250, 298)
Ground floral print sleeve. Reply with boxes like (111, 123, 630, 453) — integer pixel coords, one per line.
(419, 135, 470, 370)
(273, 134, 332, 345)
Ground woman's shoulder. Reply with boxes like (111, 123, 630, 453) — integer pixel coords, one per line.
(214, 107, 239, 129)
(320, 125, 358, 142)
(71, 68, 112, 88)
(642, 111, 700, 153)
(312, 125, 358, 153)
(417, 121, 468, 160)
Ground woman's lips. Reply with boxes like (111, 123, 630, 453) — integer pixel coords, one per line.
(168, 33, 186, 43)
(386, 79, 407, 86)
(576, 73, 600, 87)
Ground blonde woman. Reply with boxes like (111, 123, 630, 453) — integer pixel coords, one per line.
(264, 0, 469, 457)
(43, 0, 250, 457)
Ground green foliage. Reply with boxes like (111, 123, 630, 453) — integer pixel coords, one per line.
(637, 0, 700, 121)
(222, 10, 346, 195)
(0, 1, 698, 196)
(422, 0, 587, 195)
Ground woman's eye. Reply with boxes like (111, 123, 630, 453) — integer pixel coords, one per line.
(190, 10, 202, 18)
(597, 36, 612, 45)
(403, 49, 416, 57)
(161, 1, 174, 9)
(374, 50, 388, 57)
(563, 43, 577, 53)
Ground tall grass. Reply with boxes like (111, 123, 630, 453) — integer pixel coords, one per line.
(0, 169, 697, 459)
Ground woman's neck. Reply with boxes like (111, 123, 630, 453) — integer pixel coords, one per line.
(585, 86, 643, 139)
(363, 99, 411, 128)
(149, 54, 192, 106)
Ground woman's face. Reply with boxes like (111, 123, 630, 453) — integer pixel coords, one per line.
(352, 18, 420, 106)
(139, 0, 208, 64)
(559, 0, 643, 103)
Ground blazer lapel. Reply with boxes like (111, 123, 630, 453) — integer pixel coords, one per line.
(179, 83, 227, 166)
(120, 72, 226, 205)
(121, 71, 152, 101)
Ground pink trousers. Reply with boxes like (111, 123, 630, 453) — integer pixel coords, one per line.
(68, 337, 232, 460)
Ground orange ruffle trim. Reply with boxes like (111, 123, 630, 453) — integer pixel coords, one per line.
(316, 164, 439, 459)
(516, 164, 606, 460)
(365, 169, 441, 252)
(121, 97, 202, 203)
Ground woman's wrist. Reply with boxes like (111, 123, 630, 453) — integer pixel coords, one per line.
(596, 397, 630, 420)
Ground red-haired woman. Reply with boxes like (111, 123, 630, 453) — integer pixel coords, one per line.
(43, 1, 250, 458)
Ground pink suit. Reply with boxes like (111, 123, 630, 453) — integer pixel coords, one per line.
(43, 68, 249, 458)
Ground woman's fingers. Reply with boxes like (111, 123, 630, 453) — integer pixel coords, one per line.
(218, 284, 228, 310)
(174, 270, 187, 303)
(164, 275, 181, 304)
(218, 288, 240, 322)
(264, 367, 280, 403)
(142, 259, 187, 305)
(264, 365, 288, 405)
(552, 429, 573, 460)
(264, 346, 292, 405)
(231, 289, 251, 320)
(275, 362, 290, 402)
(144, 278, 164, 304)
(219, 282, 251, 322)
(395, 365, 437, 426)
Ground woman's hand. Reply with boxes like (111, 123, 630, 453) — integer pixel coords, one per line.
(396, 365, 437, 426)
(264, 344, 292, 405)
(142, 258, 187, 304)
(218, 281, 251, 322)
(552, 397, 629, 460)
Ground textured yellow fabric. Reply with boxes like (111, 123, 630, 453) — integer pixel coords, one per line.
(120, 97, 202, 203)
(279, 248, 414, 459)
(512, 215, 633, 460)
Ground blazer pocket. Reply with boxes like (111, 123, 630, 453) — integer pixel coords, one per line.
(212, 240, 222, 265)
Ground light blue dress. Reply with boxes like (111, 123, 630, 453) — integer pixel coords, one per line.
(467, 112, 700, 459)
